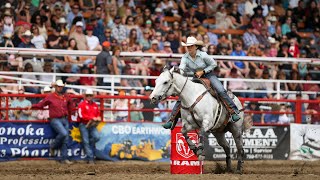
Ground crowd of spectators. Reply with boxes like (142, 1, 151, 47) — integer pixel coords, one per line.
(0, 0, 319, 124)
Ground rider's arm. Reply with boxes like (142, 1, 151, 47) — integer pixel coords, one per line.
(203, 53, 217, 74)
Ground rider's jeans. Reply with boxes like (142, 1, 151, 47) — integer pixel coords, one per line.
(203, 73, 239, 114)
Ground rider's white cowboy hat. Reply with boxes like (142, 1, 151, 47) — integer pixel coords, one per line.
(181, 37, 203, 47)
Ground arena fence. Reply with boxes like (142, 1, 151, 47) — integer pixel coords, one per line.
(1, 94, 319, 125)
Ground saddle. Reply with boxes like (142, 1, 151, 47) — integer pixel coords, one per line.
(192, 78, 218, 98)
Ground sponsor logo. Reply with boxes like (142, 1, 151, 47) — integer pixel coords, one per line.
(171, 160, 201, 166)
(176, 133, 198, 158)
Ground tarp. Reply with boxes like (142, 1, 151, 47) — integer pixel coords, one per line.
(289, 123, 320, 160)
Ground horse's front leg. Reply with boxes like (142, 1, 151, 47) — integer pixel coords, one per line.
(181, 126, 197, 153)
(196, 128, 206, 161)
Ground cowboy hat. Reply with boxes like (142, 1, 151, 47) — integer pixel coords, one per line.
(181, 36, 198, 46)
(43, 86, 51, 92)
(53, 79, 65, 87)
(85, 89, 94, 95)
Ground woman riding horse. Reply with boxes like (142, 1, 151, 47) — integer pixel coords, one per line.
(162, 36, 241, 129)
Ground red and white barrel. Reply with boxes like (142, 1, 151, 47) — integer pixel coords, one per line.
(170, 126, 204, 174)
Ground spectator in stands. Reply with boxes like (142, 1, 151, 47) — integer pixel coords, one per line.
(2, 11, 14, 35)
(302, 73, 319, 99)
(118, 0, 132, 19)
(21, 63, 40, 94)
(231, 43, 249, 77)
(18, 30, 35, 48)
(126, 28, 139, 52)
(242, 24, 259, 49)
(79, 66, 96, 86)
(85, 24, 101, 51)
(113, 89, 129, 122)
(282, 17, 292, 35)
(158, 0, 180, 19)
(146, 39, 160, 53)
(166, 30, 180, 53)
(60, 63, 79, 86)
(90, 14, 104, 41)
(141, 86, 157, 121)
(288, 70, 303, 92)
(99, 28, 115, 46)
(149, 58, 164, 87)
(111, 46, 126, 75)
(139, 29, 151, 51)
(78, 89, 101, 164)
(256, 28, 270, 49)
(288, 38, 300, 58)
(245, 0, 258, 17)
(229, 2, 244, 29)
(30, 14, 47, 40)
(66, 4, 84, 30)
(31, 24, 46, 49)
(69, 21, 88, 50)
(79, 0, 95, 12)
(185, 5, 201, 29)
(286, 24, 301, 44)
(306, 92, 320, 124)
(95, 41, 113, 86)
(111, 15, 127, 43)
(129, 89, 144, 122)
(39, 62, 54, 82)
(125, 16, 142, 41)
(308, 45, 319, 58)
(29, 80, 74, 164)
(305, 0, 319, 31)
(228, 68, 250, 98)
(10, 88, 32, 120)
(160, 41, 173, 54)
(276, 70, 289, 99)
(215, 4, 235, 29)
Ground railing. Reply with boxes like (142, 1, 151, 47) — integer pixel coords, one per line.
(0, 71, 320, 99)
(1, 94, 319, 125)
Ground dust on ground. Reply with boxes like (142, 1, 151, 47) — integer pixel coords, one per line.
(1, 160, 320, 180)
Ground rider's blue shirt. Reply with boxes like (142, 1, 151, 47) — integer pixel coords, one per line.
(179, 50, 217, 75)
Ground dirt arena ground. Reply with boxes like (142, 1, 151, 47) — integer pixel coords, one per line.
(1, 160, 319, 180)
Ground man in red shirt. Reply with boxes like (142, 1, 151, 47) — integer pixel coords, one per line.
(78, 89, 101, 164)
(29, 80, 73, 164)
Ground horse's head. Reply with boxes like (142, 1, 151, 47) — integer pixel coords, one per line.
(149, 67, 179, 104)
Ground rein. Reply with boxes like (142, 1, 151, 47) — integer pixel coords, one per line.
(181, 89, 208, 128)
(161, 71, 188, 99)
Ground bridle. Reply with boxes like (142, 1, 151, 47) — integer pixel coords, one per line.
(159, 70, 188, 100)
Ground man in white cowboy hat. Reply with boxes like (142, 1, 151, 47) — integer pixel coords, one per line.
(29, 80, 74, 164)
(162, 36, 241, 129)
(18, 30, 35, 48)
(77, 89, 101, 164)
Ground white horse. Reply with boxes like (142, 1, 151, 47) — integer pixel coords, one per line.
(150, 67, 251, 173)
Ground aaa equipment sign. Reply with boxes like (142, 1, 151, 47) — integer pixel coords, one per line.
(205, 126, 290, 160)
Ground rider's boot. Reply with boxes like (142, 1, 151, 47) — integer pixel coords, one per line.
(162, 101, 181, 130)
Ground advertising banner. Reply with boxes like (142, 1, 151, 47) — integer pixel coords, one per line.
(0, 122, 86, 161)
(170, 127, 203, 174)
(95, 122, 171, 161)
(205, 126, 290, 160)
(289, 123, 320, 160)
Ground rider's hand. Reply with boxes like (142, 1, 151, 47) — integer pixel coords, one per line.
(195, 70, 205, 78)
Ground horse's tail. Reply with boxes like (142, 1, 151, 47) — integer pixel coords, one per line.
(242, 113, 253, 133)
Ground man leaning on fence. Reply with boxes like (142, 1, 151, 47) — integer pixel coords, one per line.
(77, 89, 101, 164)
(28, 80, 74, 164)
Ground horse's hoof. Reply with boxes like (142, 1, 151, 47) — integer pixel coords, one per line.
(235, 170, 243, 175)
(198, 155, 205, 161)
(226, 168, 233, 173)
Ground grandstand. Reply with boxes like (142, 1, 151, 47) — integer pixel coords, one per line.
(0, 0, 319, 124)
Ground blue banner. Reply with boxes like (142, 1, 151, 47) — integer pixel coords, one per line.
(0, 122, 86, 161)
(0, 122, 171, 162)
(95, 122, 171, 161)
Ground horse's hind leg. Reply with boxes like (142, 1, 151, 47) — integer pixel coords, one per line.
(230, 126, 244, 174)
(212, 132, 232, 172)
